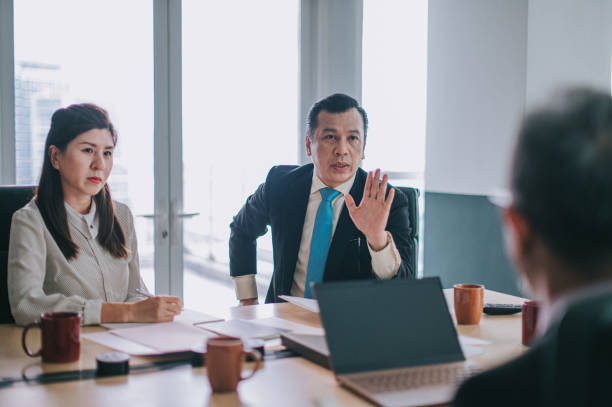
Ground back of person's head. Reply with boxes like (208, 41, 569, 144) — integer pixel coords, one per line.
(511, 88, 612, 271)
(307, 93, 369, 146)
(37, 103, 127, 260)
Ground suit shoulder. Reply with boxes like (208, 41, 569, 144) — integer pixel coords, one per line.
(266, 164, 312, 184)
(112, 200, 135, 228)
(11, 200, 44, 226)
(267, 164, 310, 178)
(113, 200, 131, 215)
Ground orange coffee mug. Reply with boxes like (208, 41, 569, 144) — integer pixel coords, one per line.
(206, 336, 262, 393)
(522, 300, 540, 346)
(454, 284, 484, 325)
(22, 312, 81, 363)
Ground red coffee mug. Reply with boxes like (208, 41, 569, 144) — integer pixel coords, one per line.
(206, 336, 262, 393)
(22, 312, 81, 363)
(521, 301, 539, 346)
(454, 284, 484, 325)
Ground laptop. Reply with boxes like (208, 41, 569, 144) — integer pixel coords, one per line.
(312, 277, 476, 407)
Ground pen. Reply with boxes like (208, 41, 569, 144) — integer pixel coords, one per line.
(135, 287, 154, 298)
(135, 288, 184, 310)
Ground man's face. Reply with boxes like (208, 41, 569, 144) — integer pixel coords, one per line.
(306, 108, 365, 188)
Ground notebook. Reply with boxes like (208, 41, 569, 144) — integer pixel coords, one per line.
(312, 277, 477, 407)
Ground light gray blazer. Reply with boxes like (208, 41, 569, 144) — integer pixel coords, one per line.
(8, 199, 147, 325)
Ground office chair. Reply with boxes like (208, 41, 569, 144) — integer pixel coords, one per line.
(396, 187, 420, 277)
(544, 291, 612, 407)
(0, 185, 36, 324)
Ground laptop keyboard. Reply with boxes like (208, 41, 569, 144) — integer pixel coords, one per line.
(345, 363, 479, 394)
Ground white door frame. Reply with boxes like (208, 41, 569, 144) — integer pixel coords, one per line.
(154, 0, 184, 298)
(0, 0, 16, 184)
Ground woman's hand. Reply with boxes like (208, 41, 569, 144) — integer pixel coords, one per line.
(128, 296, 182, 322)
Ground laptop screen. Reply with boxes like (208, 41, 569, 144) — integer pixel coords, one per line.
(313, 277, 464, 375)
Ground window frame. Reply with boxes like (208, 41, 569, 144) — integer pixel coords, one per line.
(0, 0, 365, 299)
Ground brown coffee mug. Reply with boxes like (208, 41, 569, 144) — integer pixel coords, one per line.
(206, 336, 262, 393)
(522, 300, 540, 346)
(454, 284, 484, 325)
(22, 312, 81, 363)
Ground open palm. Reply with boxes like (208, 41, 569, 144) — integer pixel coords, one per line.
(344, 169, 395, 250)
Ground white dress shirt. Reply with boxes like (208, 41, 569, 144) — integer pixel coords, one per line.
(234, 172, 401, 300)
(8, 199, 148, 325)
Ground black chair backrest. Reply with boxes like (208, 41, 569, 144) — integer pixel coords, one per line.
(396, 187, 420, 276)
(545, 292, 612, 406)
(0, 185, 36, 324)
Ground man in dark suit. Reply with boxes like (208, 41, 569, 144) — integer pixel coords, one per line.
(453, 88, 612, 406)
(229, 93, 414, 305)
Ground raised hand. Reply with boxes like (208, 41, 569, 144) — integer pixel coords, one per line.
(344, 169, 395, 251)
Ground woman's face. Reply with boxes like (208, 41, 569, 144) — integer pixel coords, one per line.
(50, 128, 114, 208)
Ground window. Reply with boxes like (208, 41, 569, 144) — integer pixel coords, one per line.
(362, 0, 428, 184)
(14, 0, 156, 289)
(182, 0, 299, 312)
(362, 0, 428, 275)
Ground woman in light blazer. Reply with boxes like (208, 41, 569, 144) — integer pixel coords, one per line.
(8, 103, 181, 325)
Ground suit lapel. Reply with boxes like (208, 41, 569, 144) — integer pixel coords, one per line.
(324, 169, 367, 279)
(280, 165, 313, 293)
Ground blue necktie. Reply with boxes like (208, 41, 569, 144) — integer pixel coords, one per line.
(304, 187, 341, 298)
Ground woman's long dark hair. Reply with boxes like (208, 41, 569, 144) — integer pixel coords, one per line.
(36, 103, 128, 260)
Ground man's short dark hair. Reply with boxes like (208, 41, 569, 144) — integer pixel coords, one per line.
(306, 93, 368, 147)
(511, 88, 612, 269)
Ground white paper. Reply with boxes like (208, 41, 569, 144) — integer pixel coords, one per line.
(251, 317, 325, 336)
(101, 308, 223, 330)
(110, 321, 218, 353)
(458, 335, 491, 346)
(458, 336, 489, 358)
(461, 345, 485, 358)
(279, 295, 320, 313)
(198, 319, 291, 340)
(82, 331, 159, 355)
(177, 309, 224, 325)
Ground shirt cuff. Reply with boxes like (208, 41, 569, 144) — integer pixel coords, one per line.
(233, 274, 258, 300)
(368, 231, 401, 279)
(83, 299, 103, 325)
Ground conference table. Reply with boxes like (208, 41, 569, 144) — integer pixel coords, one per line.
(0, 289, 526, 407)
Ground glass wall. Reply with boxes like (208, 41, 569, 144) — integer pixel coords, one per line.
(182, 0, 299, 313)
(14, 0, 156, 290)
(362, 0, 428, 184)
(362, 0, 428, 275)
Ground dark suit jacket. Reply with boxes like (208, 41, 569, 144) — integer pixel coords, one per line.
(454, 291, 612, 407)
(229, 164, 415, 303)
(453, 335, 552, 407)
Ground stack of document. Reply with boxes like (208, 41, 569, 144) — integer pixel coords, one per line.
(83, 309, 323, 355)
(83, 309, 224, 355)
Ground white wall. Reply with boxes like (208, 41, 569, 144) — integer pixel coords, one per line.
(425, 0, 612, 196)
(526, 0, 612, 108)
(425, 0, 528, 195)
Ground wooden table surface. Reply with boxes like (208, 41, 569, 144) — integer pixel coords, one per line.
(0, 289, 527, 407)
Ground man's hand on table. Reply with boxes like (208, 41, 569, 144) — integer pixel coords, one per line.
(239, 298, 259, 306)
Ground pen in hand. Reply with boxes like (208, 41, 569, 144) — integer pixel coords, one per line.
(135, 287, 154, 298)
(134, 287, 184, 311)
